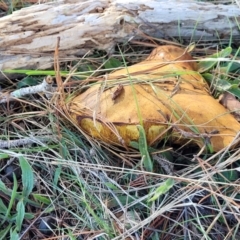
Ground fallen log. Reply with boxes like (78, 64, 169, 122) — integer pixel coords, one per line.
(0, 0, 240, 75)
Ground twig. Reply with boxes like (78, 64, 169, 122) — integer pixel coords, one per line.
(0, 76, 55, 103)
(173, 125, 219, 140)
(0, 135, 55, 148)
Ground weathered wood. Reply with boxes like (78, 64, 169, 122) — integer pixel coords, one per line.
(0, 0, 240, 73)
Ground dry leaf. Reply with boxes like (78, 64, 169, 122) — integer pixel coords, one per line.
(219, 92, 240, 113)
(67, 45, 240, 151)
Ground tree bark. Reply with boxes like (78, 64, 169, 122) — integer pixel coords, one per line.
(0, 0, 240, 75)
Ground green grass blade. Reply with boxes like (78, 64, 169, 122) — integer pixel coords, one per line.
(226, 47, 240, 74)
(10, 228, 19, 240)
(198, 47, 232, 73)
(0, 179, 40, 209)
(3, 69, 68, 76)
(3, 175, 18, 224)
(16, 199, 25, 231)
(53, 166, 62, 187)
(148, 178, 175, 202)
(32, 194, 51, 205)
(0, 153, 9, 159)
(0, 198, 8, 214)
(0, 224, 11, 240)
(19, 156, 34, 197)
(137, 125, 153, 172)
